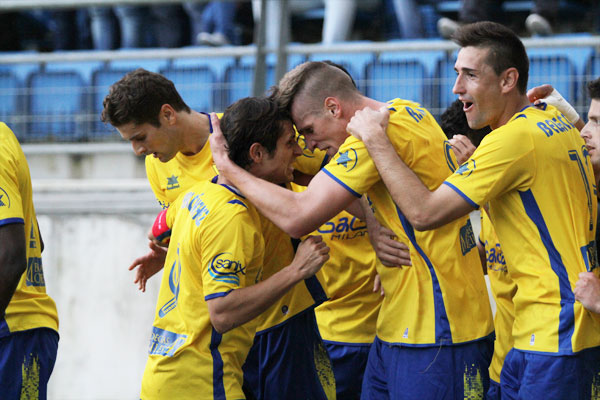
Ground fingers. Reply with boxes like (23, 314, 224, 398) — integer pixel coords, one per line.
(526, 84, 554, 102)
(210, 112, 221, 133)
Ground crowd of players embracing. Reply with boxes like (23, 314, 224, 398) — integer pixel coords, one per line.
(2, 20, 600, 400)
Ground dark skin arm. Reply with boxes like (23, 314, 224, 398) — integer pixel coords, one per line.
(0, 223, 26, 320)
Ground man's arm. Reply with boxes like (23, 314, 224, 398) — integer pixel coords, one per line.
(0, 223, 26, 319)
(206, 236, 329, 333)
(210, 113, 357, 238)
(347, 106, 475, 231)
(527, 84, 585, 131)
(574, 271, 600, 314)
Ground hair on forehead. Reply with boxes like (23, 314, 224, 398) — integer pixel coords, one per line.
(588, 78, 600, 100)
(271, 61, 359, 114)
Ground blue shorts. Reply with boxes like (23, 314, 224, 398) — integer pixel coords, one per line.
(324, 341, 372, 400)
(487, 379, 501, 400)
(500, 347, 600, 400)
(0, 328, 59, 400)
(361, 335, 493, 400)
(242, 308, 335, 400)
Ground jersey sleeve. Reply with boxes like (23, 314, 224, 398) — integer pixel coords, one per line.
(0, 135, 24, 226)
(444, 125, 536, 208)
(200, 203, 263, 300)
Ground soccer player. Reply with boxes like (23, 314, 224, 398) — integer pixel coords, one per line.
(528, 78, 600, 316)
(346, 21, 600, 398)
(0, 122, 59, 399)
(140, 97, 330, 399)
(102, 72, 336, 398)
(443, 100, 515, 400)
(209, 60, 494, 398)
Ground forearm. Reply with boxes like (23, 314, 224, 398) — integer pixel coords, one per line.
(209, 265, 302, 333)
(0, 225, 27, 319)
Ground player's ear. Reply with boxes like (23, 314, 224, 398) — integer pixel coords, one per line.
(501, 68, 519, 94)
(160, 104, 177, 126)
(324, 97, 341, 118)
(248, 142, 265, 163)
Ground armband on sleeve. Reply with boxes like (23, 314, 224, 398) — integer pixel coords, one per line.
(152, 209, 171, 245)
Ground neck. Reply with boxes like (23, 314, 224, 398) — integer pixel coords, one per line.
(180, 111, 211, 156)
(491, 94, 531, 130)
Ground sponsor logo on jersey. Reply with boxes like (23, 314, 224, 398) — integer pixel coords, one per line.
(335, 148, 357, 172)
(444, 141, 457, 172)
(318, 216, 367, 241)
(29, 224, 37, 249)
(148, 326, 188, 356)
(166, 175, 180, 190)
(0, 187, 10, 208)
(485, 241, 507, 273)
(159, 247, 182, 318)
(181, 191, 210, 226)
(26, 257, 45, 287)
(456, 159, 476, 178)
(209, 252, 246, 285)
(459, 219, 476, 255)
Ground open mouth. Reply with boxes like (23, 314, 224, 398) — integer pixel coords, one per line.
(463, 101, 474, 112)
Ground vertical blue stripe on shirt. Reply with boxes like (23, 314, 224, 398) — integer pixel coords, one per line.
(304, 276, 328, 305)
(396, 205, 452, 343)
(210, 328, 226, 400)
(519, 189, 574, 353)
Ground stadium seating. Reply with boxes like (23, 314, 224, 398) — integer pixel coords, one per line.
(0, 71, 25, 138)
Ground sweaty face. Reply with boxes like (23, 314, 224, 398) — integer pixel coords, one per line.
(117, 120, 177, 162)
(581, 99, 600, 176)
(453, 46, 504, 130)
(260, 121, 303, 185)
(291, 100, 348, 158)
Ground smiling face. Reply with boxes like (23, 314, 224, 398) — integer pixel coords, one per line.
(581, 99, 600, 177)
(254, 121, 303, 184)
(453, 46, 505, 130)
(117, 119, 179, 162)
(290, 98, 349, 158)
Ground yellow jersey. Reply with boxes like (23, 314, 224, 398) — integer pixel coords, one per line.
(445, 104, 600, 354)
(322, 99, 494, 345)
(141, 180, 264, 399)
(0, 123, 58, 338)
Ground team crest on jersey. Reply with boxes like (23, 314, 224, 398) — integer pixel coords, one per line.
(456, 159, 476, 178)
(166, 175, 180, 190)
(159, 247, 182, 318)
(0, 187, 10, 208)
(209, 252, 246, 285)
(335, 149, 357, 172)
(296, 134, 315, 158)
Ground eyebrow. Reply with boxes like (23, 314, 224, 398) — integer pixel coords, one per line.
(455, 66, 477, 74)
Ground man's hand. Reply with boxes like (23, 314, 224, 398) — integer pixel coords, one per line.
(373, 274, 384, 296)
(364, 208, 411, 268)
(209, 112, 234, 174)
(574, 272, 600, 314)
(347, 106, 390, 144)
(289, 235, 330, 279)
(527, 84, 554, 105)
(527, 84, 582, 128)
(128, 241, 167, 292)
(448, 134, 476, 165)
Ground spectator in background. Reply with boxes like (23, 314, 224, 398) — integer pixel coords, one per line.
(437, 0, 557, 38)
(185, 1, 238, 46)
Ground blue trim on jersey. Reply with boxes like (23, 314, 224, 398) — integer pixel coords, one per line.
(519, 105, 533, 112)
(303, 275, 328, 305)
(322, 169, 361, 198)
(320, 154, 330, 170)
(205, 290, 233, 301)
(536, 102, 548, 111)
(200, 111, 214, 133)
(209, 328, 226, 399)
(519, 189, 575, 354)
(442, 181, 479, 209)
(0, 218, 24, 227)
(227, 199, 247, 208)
(395, 205, 452, 344)
(514, 114, 527, 120)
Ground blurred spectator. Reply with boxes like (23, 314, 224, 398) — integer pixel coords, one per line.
(437, 0, 558, 38)
(185, 1, 238, 46)
(47, 9, 92, 50)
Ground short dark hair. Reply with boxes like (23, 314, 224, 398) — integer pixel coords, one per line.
(270, 61, 359, 115)
(453, 21, 529, 94)
(101, 68, 190, 128)
(588, 78, 600, 100)
(221, 97, 291, 169)
(440, 99, 491, 147)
